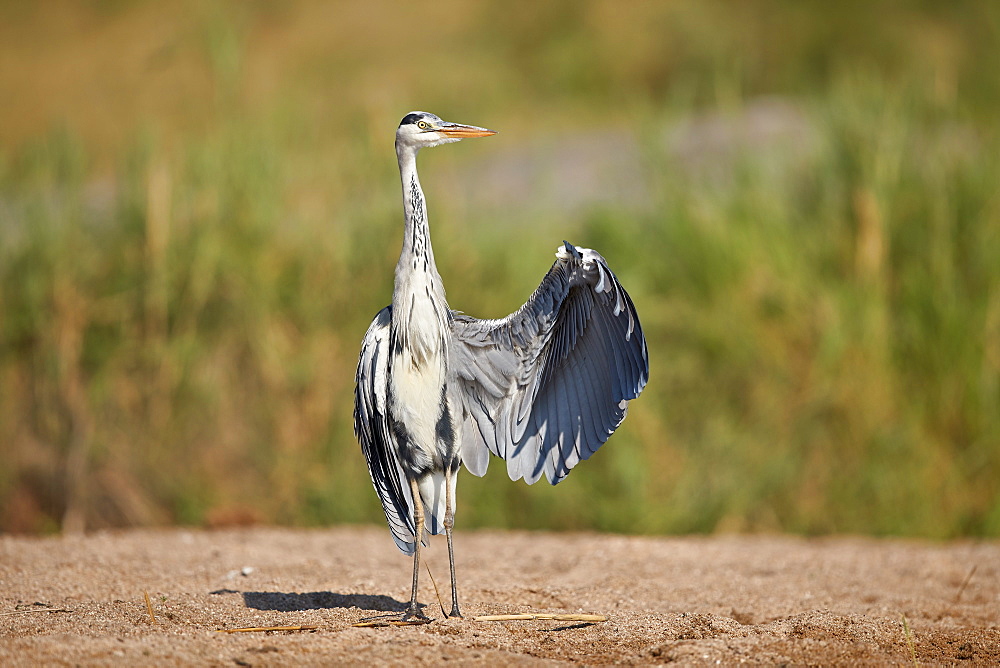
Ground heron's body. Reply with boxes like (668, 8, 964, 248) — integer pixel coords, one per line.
(390, 132, 460, 541)
(355, 112, 649, 620)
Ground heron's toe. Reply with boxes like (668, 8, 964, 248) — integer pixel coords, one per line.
(401, 607, 432, 624)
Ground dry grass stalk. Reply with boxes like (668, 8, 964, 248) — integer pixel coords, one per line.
(143, 590, 156, 624)
(901, 614, 918, 666)
(351, 619, 432, 627)
(474, 613, 607, 622)
(424, 563, 447, 618)
(954, 564, 978, 603)
(216, 625, 319, 633)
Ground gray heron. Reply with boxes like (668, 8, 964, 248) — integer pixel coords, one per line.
(354, 111, 649, 621)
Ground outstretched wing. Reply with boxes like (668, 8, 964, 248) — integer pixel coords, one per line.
(354, 306, 423, 555)
(450, 242, 649, 485)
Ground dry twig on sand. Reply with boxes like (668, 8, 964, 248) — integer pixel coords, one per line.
(474, 613, 607, 622)
(351, 619, 432, 627)
(216, 625, 319, 633)
(0, 607, 73, 616)
(351, 611, 607, 627)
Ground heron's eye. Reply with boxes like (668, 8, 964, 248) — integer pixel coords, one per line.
(417, 121, 429, 130)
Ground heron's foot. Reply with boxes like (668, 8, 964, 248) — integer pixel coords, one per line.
(448, 605, 463, 619)
(401, 606, 431, 625)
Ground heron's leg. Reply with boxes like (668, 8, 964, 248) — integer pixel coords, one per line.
(444, 464, 462, 618)
(403, 477, 429, 621)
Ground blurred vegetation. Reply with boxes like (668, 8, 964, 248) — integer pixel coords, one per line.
(1, 0, 998, 538)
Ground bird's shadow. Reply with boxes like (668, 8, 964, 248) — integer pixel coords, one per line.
(238, 591, 407, 613)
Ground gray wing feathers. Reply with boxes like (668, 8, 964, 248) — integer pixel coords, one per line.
(354, 306, 424, 555)
(452, 242, 649, 485)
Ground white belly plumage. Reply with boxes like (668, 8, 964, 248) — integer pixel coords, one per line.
(390, 349, 458, 535)
(390, 350, 445, 467)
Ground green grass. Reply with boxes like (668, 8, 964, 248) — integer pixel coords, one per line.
(1, 1, 998, 537)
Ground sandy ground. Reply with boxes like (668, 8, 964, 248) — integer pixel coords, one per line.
(1, 527, 997, 666)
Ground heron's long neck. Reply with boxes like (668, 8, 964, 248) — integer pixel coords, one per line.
(395, 147, 440, 277)
(392, 145, 449, 352)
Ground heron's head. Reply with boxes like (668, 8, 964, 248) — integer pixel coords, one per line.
(395, 111, 496, 153)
